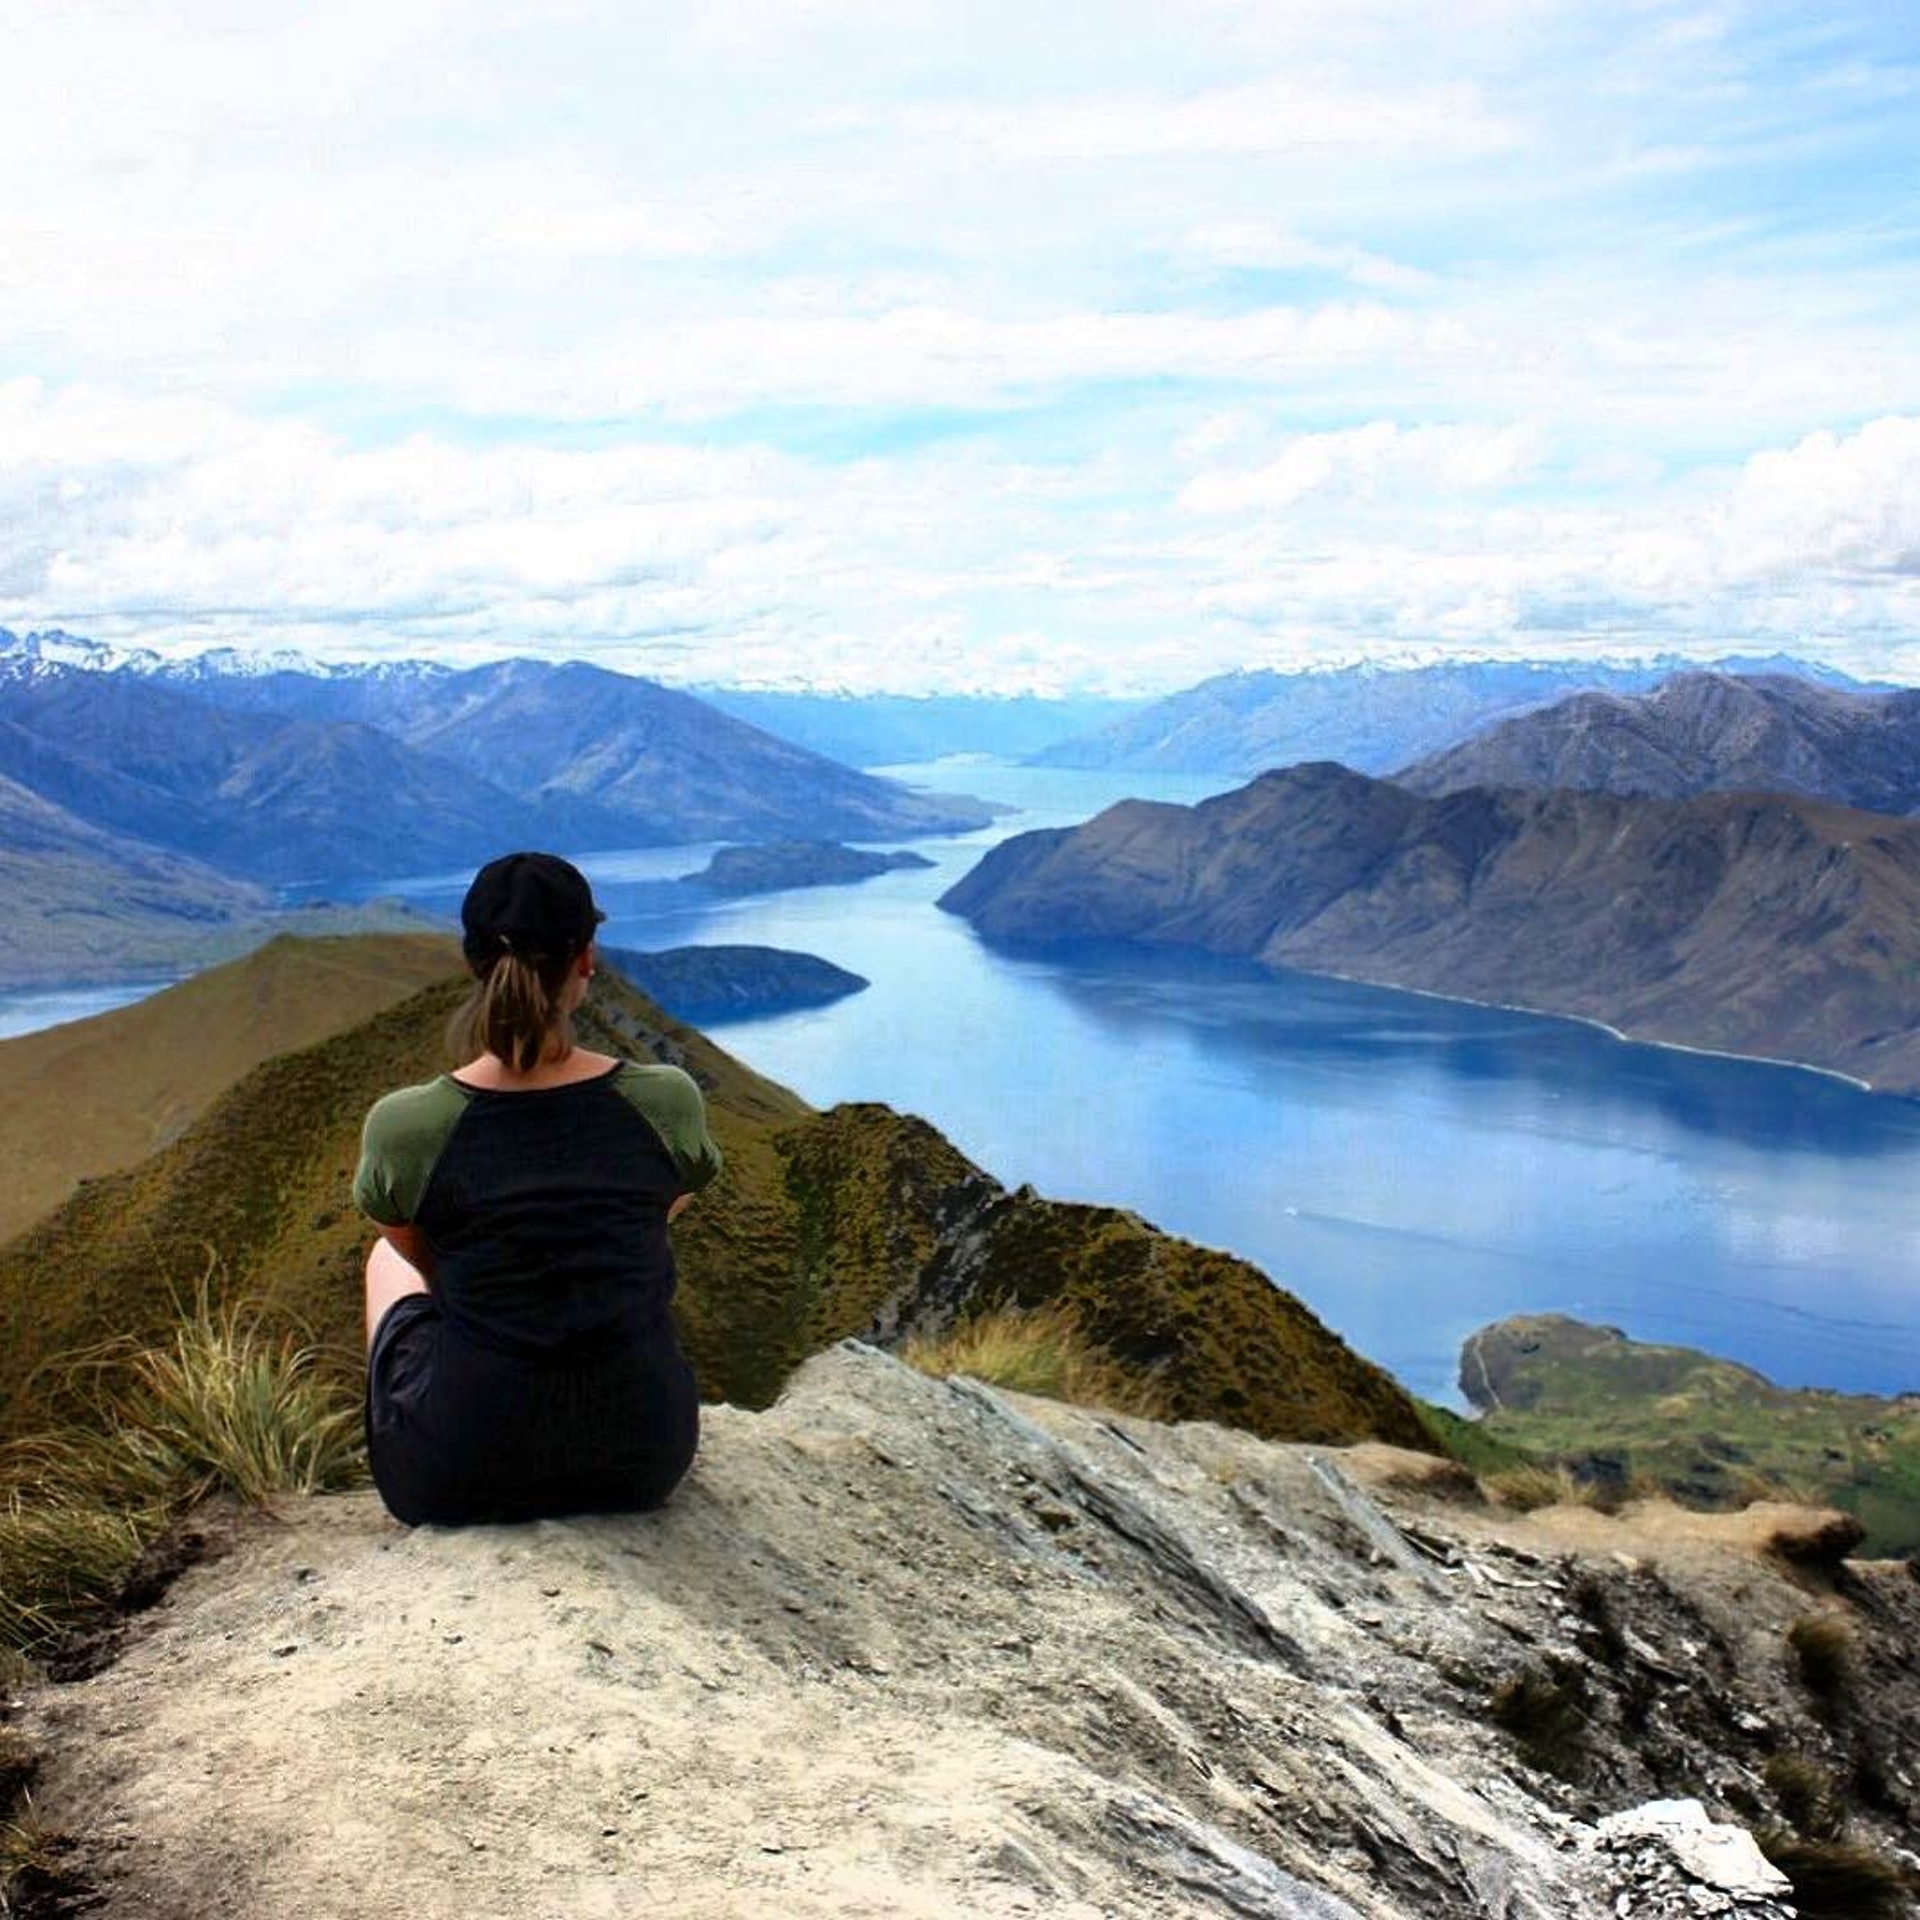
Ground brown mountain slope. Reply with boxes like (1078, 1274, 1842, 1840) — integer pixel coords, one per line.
(0, 939, 1426, 1455)
(1401, 670, 1920, 811)
(940, 762, 1920, 1092)
(0, 773, 268, 985)
(0, 933, 461, 1244)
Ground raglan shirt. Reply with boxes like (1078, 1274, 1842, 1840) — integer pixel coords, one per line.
(353, 1060, 723, 1358)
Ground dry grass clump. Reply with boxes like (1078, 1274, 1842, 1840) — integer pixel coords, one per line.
(1756, 1831, 1914, 1920)
(0, 1497, 146, 1656)
(1481, 1464, 1617, 1513)
(902, 1302, 1169, 1420)
(24, 1280, 364, 1512)
(0, 1798, 85, 1920)
(1763, 1752, 1845, 1842)
(1785, 1611, 1854, 1703)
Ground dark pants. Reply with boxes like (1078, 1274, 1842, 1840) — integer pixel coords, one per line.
(365, 1295, 699, 1527)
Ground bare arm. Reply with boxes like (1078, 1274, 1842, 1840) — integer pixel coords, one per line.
(379, 1221, 436, 1281)
(667, 1192, 695, 1224)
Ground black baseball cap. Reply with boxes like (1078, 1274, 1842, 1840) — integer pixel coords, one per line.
(461, 851, 605, 966)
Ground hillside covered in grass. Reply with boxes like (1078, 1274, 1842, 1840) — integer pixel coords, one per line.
(0, 936, 1427, 1456)
(0, 933, 460, 1243)
(1462, 1315, 1920, 1555)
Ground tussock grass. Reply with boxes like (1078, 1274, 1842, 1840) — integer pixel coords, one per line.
(1785, 1612, 1854, 1704)
(25, 1276, 364, 1511)
(0, 1796, 83, 1920)
(0, 1497, 145, 1656)
(0, 1279, 364, 1656)
(1756, 1831, 1914, 1920)
(1482, 1465, 1612, 1513)
(902, 1302, 1169, 1420)
(1763, 1752, 1845, 1842)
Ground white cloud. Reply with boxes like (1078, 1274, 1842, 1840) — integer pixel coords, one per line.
(1178, 223, 1436, 291)
(818, 74, 1526, 162)
(1720, 416, 1920, 577)
(1179, 421, 1545, 513)
(3, 2, 1919, 690)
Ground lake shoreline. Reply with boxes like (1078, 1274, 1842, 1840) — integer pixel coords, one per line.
(1274, 960, 1885, 1098)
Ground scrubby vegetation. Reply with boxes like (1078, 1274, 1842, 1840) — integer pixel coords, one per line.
(1785, 1611, 1854, 1705)
(1482, 1464, 1621, 1514)
(1756, 1831, 1915, 1920)
(901, 1302, 1168, 1418)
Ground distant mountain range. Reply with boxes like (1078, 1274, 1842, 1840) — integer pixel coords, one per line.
(695, 688, 1145, 766)
(941, 762, 1920, 1092)
(0, 632, 993, 904)
(1400, 670, 1920, 813)
(1030, 656, 1878, 776)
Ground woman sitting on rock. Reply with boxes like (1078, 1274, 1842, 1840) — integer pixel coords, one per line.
(353, 851, 722, 1526)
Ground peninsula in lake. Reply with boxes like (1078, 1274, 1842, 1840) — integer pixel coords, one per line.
(1460, 1314, 1920, 1555)
(940, 762, 1920, 1093)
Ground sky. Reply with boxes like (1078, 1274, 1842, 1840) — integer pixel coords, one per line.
(2, 0, 1919, 695)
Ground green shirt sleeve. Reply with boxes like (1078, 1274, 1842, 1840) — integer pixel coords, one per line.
(615, 1063, 724, 1193)
(352, 1079, 471, 1225)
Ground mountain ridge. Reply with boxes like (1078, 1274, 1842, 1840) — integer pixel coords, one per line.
(1400, 670, 1920, 814)
(0, 643, 993, 889)
(939, 763, 1920, 1092)
(1032, 657, 1878, 776)
(0, 936, 1427, 1457)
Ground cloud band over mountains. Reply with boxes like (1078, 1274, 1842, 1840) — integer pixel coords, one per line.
(4, 1, 1918, 691)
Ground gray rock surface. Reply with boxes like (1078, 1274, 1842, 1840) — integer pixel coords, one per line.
(22, 1344, 1917, 1918)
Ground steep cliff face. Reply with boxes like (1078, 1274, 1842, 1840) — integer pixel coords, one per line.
(14, 1347, 1917, 1918)
(1401, 672, 1920, 814)
(0, 943, 1424, 1455)
(941, 764, 1920, 1091)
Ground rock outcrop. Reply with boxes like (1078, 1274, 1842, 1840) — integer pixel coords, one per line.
(18, 1345, 1918, 1917)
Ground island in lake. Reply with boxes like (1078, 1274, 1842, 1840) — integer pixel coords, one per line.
(599, 944, 868, 1021)
(683, 840, 936, 896)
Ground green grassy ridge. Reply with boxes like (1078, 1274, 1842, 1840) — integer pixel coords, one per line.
(0, 932, 461, 1244)
(1466, 1316, 1920, 1555)
(0, 939, 1434, 1460)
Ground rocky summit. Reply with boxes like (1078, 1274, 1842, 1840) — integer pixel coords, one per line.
(20, 1344, 1918, 1918)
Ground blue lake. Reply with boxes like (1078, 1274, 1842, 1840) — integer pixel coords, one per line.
(269, 758, 1920, 1410)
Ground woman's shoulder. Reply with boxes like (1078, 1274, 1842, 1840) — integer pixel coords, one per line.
(609, 1060, 722, 1189)
(362, 1075, 472, 1140)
